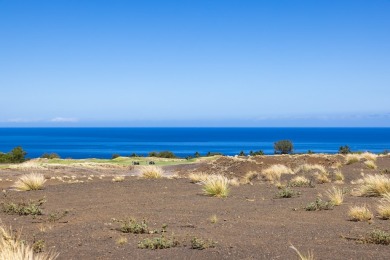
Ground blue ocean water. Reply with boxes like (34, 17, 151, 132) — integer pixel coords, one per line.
(0, 128, 389, 159)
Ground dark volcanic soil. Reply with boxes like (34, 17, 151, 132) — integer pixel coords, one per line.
(1, 155, 390, 259)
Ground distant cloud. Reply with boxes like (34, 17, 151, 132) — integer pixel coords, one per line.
(5, 118, 41, 123)
(50, 117, 78, 123)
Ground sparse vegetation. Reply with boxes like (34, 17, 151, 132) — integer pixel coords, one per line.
(262, 164, 293, 182)
(0, 225, 58, 259)
(275, 187, 300, 198)
(289, 244, 315, 260)
(364, 160, 377, 169)
(188, 172, 209, 183)
(345, 154, 360, 165)
(356, 175, 390, 197)
(40, 153, 60, 159)
(364, 230, 390, 245)
(274, 140, 293, 154)
(190, 237, 216, 250)
(210, 214, 218, 224)
(325, 187, 344, 206)
(348, 205, 373, 222)
(333, 170, 345, 182)
(140, 166, 164, 179)
(138, 235, 179, 249)
(377, 192, 390, 219)
(202, 175, 230, 198)
(148, 151, 176, 158)
(289, 176, 313, 187)
(0, 146, 27, 163)
(241, 171, 259, 184)
(116, 237, 128, 246)
(112, 176, 125, 182)
(116, 218, 148, 234)
(2, 198, 45, 216)
(13, 172, 46, 191)
(249, 150, 264, 156)
(32, 239, 45, 253)
(305, 198, 334, 211)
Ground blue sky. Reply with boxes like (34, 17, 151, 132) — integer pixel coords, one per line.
(1, 0, 389, 127)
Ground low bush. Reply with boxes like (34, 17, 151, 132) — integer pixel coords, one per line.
(0, 146, 27, 163)
(190, 237, 216, 250)
(2, 198, 45, 216)
(40, 153, 60, 159)
(364, 230, 390, 245)
(348, 205, 373, 222)
(116, 218, 148, 234)
(138, 235, 179, 249)
(305, 198, 334, 211)
(339, 145, 351, 154)
(274, 140, 293, 154)
(275, 187, 300, 198)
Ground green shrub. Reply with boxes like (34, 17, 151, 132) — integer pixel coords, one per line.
(305, 198, 334, 211)
(194, 152, 201, 158)
(365, 230, 390, 245)
(112, 154, 120, 159)
(40, 153, 60, 159)
(1, 198, 45, 216)
(116, 218, 148, 234)
(0, 146, 27, 163)
(274, 140, 293, 154)
(138, 235, 179, 249)
(238, 151, 246, 156)
(339, 145, 351, 154)
(275, 188, 300, 198)
(249, 150, 264, 156)
(190, 237, 216, 250)
(148, 151, 176, 158)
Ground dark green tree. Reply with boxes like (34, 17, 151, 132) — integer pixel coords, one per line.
(274, 140, 293, 154)
(338, 145, 351, 154)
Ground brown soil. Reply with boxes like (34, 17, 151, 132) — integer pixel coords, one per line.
(1, 155, 390, 259)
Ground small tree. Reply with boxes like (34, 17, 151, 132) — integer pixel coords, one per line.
(250, 150, 264, 156)
(274, 140, 293, 154)
(239, 151, 246, 156)
(9, 146, 27, 163)
(339, 145, 351, 154)
(194, 152, 201, 158)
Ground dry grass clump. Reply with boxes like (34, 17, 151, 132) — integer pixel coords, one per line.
(140, 166, 164, 179)
(112, 176, 125, 182)
(361, 152, 377, 161)
(333, 170, 345, 182)
(345, 154, 361, 165)
(364, 160, 377, 170)
(241, 171, 259, 184)
(289, 176, 312, 187)
(210, 214, 218, 224)
(295, 164, 327, 174)
(377, 192, 390, 219)
(229, 178, 240, 187)
(289, 244, 314, 260)
(325, 186, 344, 206)
(0, 224, 58, 259)
(188, 172, 209, 183)
(13, 173, 46, 191)
(348, 205, 373, 222)
(262, 165, 293, 182)
(202, 175, 230, 198)
(356, 175, 390, 197)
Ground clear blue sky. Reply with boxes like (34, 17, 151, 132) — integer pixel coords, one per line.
(1, 0, 389, 127)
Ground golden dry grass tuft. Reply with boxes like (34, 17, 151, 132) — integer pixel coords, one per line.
(325, 186, 344, 206)
(361, 152, 378, 161)
(364, 160, 377, 170)
(334, 170, 345, 182)
(229, 178, 240, 187)
(116, 236, 128, 246)
(295, 164, 327, 174)
(0, 224, 58, 259)
(13, 173, 46, 191)
(345, 154, 361, 165)
(112, 176, 125, 182)
(140, 166, 164, 179)
(356, 175, 390, 197)
(202, 175, 230, 198)
(289, 244, 314, 260)
(188, 172, 209, 183)
(377, 192, 390, 220)
(262, 165, 293, 182)
(289, 176, 311, 187)
(241, 171, 259, 184)
(210, 214, 218, 224)
(348, 205, 373, 222)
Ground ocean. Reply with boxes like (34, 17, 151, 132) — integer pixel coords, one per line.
(0, 128, 389, 159)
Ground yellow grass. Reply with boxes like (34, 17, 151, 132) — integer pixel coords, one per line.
(262, 165, 293, 182)
(116, 236, 128, 245)
(348, 205, 373, 222)
(229, 178, 240, 187)
(188, 172, 209, 183)
(361, 152, 377, 161)
(289, 176, 311, 187)
(295, 164, 327, 174)
(326, 186, 344, 206)
(0, 225, 58, 260)
(210, 214, 218, 224)
(241, 171, 259, 184)
(377, 192, 390, 219)
(289, 244, 315, 260)
(334, 170, 344, 182)
(345, 154, 361, 165)
(315, 172, 331, 184)
(356, 175, 390, 197)
(112, 176, 125, 182)
(364, 160, 377, 169)
(202, 175, 230, 198)
(13, 173, 46, 191)
(140, 166, 164, 179)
